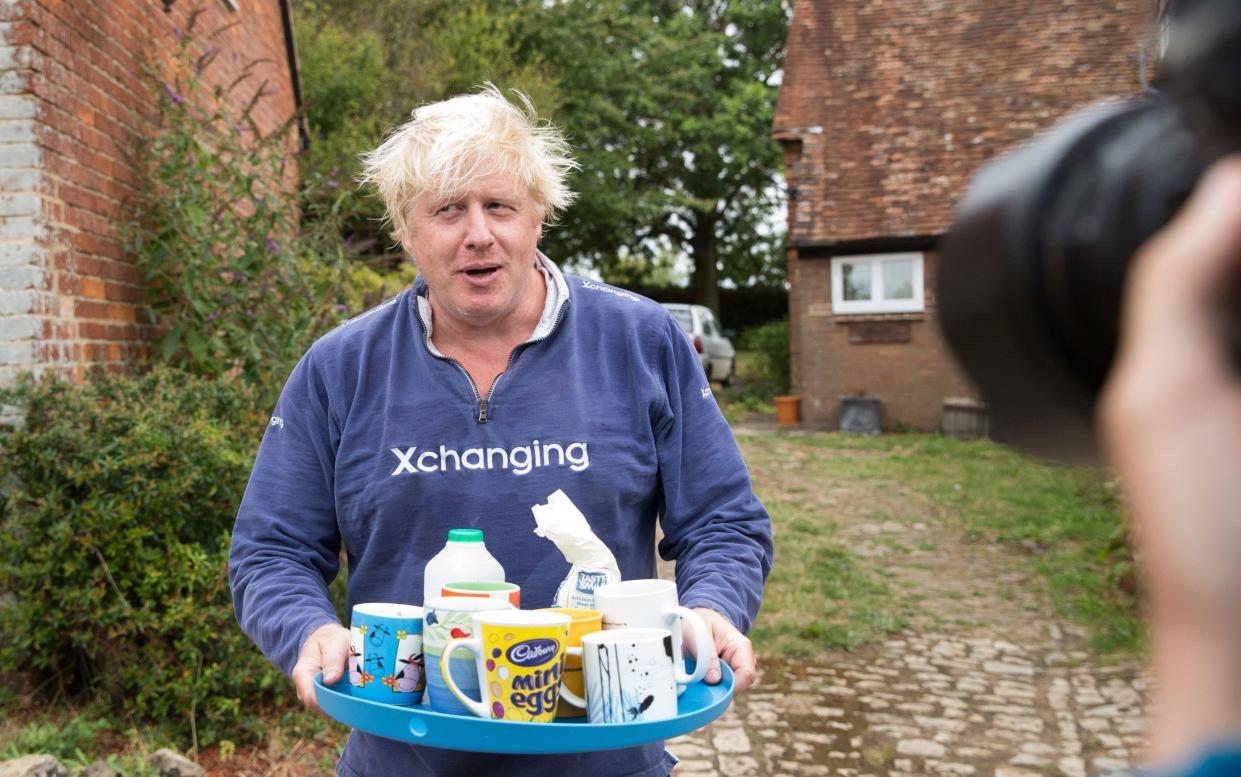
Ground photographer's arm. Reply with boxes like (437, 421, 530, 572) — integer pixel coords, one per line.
(1100, 157, 1241, 771)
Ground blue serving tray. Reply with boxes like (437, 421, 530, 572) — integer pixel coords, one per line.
(313, 664, 734, 754)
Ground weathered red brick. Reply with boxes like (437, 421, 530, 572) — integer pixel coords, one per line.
(776, 0, 1154, 430)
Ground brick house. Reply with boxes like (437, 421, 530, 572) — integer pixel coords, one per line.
(0, 0, 302, 384)
(773, 1, 1155, 431)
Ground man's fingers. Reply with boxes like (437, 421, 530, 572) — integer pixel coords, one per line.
(291, 623, 348, 714)
(704, 649, 723, 685)
(720, 632, 757, 692)
(292, 655, 322, 712)
(321, 632, 350, 685)
(692, 607, 758, 693)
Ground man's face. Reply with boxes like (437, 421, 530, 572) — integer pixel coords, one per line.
(404, 172, 543, 331)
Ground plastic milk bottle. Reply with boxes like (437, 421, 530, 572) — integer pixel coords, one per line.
(422, 528, 505, 604)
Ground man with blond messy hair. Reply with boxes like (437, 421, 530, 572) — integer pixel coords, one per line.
(228, 85, 773, 777)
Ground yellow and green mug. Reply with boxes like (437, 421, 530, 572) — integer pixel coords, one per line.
(537, 607, 603, 718)
(440, 609, 570, 723)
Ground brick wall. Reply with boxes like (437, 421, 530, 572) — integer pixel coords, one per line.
(789, 250, 976, 430)
(0, 0, 296, 384)
(775, 0, 1157, 431)
(774, 0, 1155, 243)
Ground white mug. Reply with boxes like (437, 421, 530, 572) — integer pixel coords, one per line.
(559, 628, 683, 723)
(593, 579, 710, 693)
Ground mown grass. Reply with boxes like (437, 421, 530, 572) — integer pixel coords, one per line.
(741, 432, 1142, 657)
(748, 492, 910, 656)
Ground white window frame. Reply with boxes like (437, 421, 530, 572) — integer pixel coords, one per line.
(830, 252, 925, 314)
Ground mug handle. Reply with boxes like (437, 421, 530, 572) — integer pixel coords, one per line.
(557, 646, 586, 709)
(439, 637, 487, 718)
(669, 605, 711, 692)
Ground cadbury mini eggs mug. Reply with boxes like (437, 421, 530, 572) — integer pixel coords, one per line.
(440, 609, 570, 722)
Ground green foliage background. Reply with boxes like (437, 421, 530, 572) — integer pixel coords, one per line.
(122, 21, 348, 402)
(0, 368, 284, 745)
(293, 0, 791, 310)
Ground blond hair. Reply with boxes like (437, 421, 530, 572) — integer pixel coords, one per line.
(359, 85, 578, 241)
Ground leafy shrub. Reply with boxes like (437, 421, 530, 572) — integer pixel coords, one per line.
(0, 367, 287, 746)
(122, 16, 346, 403)
(737, 318, 790, 395)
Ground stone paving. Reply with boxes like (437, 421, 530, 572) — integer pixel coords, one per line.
(659, 429, 1153, 776)
(667, 628, 1149, 776)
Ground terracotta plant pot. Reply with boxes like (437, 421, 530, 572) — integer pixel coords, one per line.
(774, 395, 801, 428)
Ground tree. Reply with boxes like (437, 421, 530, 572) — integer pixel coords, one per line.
(293, 0, 791, 311)
(529, 0, 790, 312)
(294, 0, 559, 265)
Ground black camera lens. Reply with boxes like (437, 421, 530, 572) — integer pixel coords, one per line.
(939, 98, 1201, 463)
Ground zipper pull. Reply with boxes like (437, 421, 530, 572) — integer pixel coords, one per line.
(477, 397, 489, 423)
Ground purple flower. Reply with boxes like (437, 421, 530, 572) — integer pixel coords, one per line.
(266, 237, 279, 252)
(235, 273, 249, 285)
(234, 125, 247, 135)
(186, 153, 196, 164)
(173, 26, 184, 39)
(244, 308, 254, 317)
(207, 310, 220, 322)
(326, 180, 339, 189)
(162, 82, 183, 104)
(328, 167, 340, 178)
(333, 304, 348, 313)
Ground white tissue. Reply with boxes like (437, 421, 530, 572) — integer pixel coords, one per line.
(531, 489, 622, 608)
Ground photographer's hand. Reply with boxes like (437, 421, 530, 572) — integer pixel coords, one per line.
(1100, 157, 1241, 769)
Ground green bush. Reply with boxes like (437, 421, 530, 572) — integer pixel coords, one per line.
(122, 17, 346, 404)
(0, 368, 286, 747)
(737, 318, 790, 395)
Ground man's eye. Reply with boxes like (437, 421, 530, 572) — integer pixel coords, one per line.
(438, 203, 461, 213)
(487, 202, 511, 210)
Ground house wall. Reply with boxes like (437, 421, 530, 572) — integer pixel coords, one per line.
(790, 248, 975, 431)
(0, 0, 296, 384)
(775, 0, 1154, 432)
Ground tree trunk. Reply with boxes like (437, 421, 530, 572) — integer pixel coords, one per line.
(689, 211, 720, 315)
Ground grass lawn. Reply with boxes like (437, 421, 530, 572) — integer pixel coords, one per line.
(738, 431, 1142, 657)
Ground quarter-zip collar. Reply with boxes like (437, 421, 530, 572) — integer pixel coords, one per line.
(412, 252, 572, 423)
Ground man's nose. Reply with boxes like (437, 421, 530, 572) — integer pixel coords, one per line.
(463, 204, 495, 250)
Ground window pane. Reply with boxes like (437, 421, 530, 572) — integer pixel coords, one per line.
(842, 262, 872, 301)
(882, 260, 914, 300)
(669, 309, 692, 331)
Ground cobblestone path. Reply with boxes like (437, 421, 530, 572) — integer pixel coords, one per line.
(667, 632, 1147, 776)
(663, 429, 1151, 776)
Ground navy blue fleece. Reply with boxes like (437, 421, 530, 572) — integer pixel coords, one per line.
(228, 265, 773, 777)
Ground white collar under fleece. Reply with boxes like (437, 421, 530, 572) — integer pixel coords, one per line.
(415, 251, 570, 359)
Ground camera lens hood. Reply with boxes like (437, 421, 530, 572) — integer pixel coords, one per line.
(939, 99, 1198, 463)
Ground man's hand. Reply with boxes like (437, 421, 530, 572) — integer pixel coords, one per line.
(291, 622, 351, 713)
(691, 607, 757, 693)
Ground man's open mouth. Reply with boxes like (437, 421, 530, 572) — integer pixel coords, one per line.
(463, 265, 500, 278)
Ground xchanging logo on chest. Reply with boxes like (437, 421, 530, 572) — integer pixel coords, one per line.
(389, 439, 590, 476)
